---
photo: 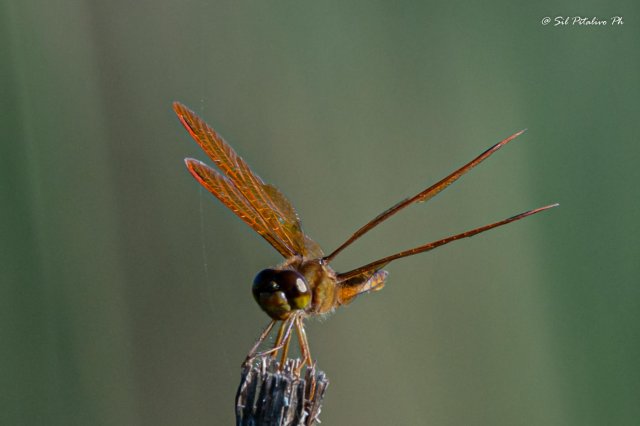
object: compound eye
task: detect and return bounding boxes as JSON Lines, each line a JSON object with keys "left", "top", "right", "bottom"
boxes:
{"left": 252, "top": 269, "right": 311, "bottom": 320}
{"left": 252, "top": 269, "right": 279, "bottom": 301}
{"left": 277, "top": 270, "right": 311, "bottom": 310}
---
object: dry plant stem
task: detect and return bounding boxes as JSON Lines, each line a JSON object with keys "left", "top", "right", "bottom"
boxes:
{"left": 236, "top": 357, "right": 329, "bottom": 426}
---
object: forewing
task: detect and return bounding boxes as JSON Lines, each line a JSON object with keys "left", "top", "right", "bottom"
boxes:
{"left": 175, "top": 102, "right": 319, "bottom": 257}
{"left": 185, "top": 159, "right": 294, "bottom": 258}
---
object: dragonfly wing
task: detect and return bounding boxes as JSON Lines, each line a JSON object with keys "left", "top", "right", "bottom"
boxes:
{"left": 185, "top": 159, "right": 294, "bottom": 258}
{"left": 175, "top": 102, "right": 321, "bottom": 258}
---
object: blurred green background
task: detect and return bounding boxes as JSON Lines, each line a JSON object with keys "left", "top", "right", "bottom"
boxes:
{"left": 2, "top": 1, "right": 639, "bottom": 425}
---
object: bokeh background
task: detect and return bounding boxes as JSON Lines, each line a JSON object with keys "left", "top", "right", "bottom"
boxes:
{"left": 2, "top": 1, "right": 639, "bottom": 425}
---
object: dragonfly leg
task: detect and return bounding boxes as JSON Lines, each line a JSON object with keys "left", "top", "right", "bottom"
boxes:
{"left": 294, "top": 314, "right": 313, "bottom": 375}
{"left": 244, "top": 319, "right": 276, "bottom": 364}
{"left": 244, "top": 317, "right": 296, "bottom": 365}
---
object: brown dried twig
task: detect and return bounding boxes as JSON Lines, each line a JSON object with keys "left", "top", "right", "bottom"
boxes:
{"left": 235, "top": 357, "right": 329, "bottom": 426}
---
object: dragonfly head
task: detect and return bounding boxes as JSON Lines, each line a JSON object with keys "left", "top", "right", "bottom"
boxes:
{"left": 252, "top": 269, "right": 311, "bottom": 320}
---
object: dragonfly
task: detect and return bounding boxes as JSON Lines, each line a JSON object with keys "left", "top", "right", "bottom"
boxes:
{"left": 174, "top": 102, "right": 557, "bottom": 371}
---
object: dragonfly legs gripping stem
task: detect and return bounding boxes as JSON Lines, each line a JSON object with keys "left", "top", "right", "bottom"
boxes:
{"left": 243, "top": 312, "right": 313, "bottom": 376}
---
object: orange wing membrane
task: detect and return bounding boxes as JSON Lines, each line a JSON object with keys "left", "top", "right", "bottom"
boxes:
{"left": 185, "top": 159, "right": 293, "bottom": 257}
{"left": 324, "top": 130, "right": 527, "bottom": 262}
{"left": 174, "top": 102, "right": 319, "bottom": 258}
{"left": 337, "top": 203, "right": 558, "bottom": 282}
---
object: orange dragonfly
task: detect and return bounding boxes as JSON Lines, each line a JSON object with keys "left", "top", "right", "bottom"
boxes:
{"left": 174, "top": 102, "right": 557, "bottom": 371}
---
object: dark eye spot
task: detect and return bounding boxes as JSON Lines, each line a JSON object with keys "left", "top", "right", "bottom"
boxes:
{"left": 252, "top": 269, "right": 311, "bottom": 319}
